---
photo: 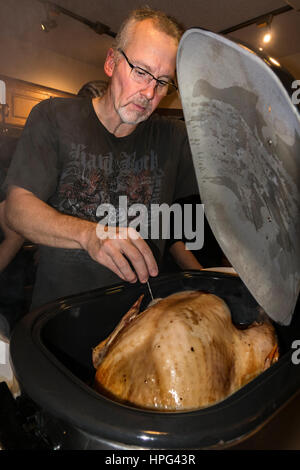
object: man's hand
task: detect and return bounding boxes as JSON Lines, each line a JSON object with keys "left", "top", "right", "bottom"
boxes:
{"left": 83, "top": 224, "right": 158, "bottom": 283}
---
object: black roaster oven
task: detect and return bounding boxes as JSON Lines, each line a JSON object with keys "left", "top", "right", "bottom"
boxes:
{"left": 7, "top": 272, "right": 300, "bottom": 450}
{"left": 4, "top": 28, "right": 300, "bottom": 450}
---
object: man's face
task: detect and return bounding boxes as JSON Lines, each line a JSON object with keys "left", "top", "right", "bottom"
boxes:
{"left": 106, "top": 20, "right": 178, "bottom": 125}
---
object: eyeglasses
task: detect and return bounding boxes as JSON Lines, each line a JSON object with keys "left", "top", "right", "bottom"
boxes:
{"left": 118, "top": 49, "right": 178, "bottom": 95}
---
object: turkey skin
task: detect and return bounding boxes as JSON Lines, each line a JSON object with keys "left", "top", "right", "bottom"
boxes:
{"left": 93, "top": 291, "right": 279, "bottom": 411}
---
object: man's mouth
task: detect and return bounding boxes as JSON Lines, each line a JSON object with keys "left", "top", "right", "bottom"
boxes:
{"left": 130, "top": 100, "right": 149, "bottom": 112}
{"left": 132, "top": 103, "right": 146, "bottom": 111}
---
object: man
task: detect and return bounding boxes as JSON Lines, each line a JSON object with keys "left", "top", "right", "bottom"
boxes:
{"left": 4, "top": 8, "right": 202, "bottom": 308}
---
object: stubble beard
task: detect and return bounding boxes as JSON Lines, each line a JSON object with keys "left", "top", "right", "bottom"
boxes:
{"left": 117, "top": 97, "right": 153, "bottom": 125}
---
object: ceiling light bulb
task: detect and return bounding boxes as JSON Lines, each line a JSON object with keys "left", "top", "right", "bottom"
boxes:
{"left": 263, "top": 32, "right": 272, "bottom": 43}
{"left": 269, "top": 57, "right": 280, "bottom": 67}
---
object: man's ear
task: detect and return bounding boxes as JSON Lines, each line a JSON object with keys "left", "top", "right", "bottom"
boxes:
{"left": 104, "top": 48, "right": 116, "bottom": 78}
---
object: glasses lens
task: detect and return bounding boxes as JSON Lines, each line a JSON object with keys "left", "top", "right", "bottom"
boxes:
{"left": 131, "top": 67, "right": 152, "bottom": 85}
{"left": 129, "top": 62, "right": 177, "bottom": 96}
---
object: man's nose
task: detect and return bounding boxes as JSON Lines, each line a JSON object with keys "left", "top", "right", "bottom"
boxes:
{"left": 140, "top": 79, "right": 157, "bottom": 100}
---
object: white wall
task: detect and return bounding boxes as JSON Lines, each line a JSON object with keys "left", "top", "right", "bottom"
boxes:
{"left": 0, "top": 34, "right": 106, "bottom": 95}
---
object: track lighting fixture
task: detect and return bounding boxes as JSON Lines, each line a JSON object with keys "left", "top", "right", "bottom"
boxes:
{"left": 38, "top": 0, "right": 116, "bottom": 37}
{"left": 41, "top": 18, "right": 57, "bottom": 32}
{"left": 40, "top": 1, "right": 59, "bottom": 32}
{"left": 220, "top": 5, "right": 292, "bottom": 35}
{"left": 256, "top": 14, "right": 273, "bottom": 46}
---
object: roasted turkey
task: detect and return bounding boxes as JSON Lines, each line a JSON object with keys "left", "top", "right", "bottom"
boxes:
{"left": 93, "top": 291, "right": 279, "bottom": 411}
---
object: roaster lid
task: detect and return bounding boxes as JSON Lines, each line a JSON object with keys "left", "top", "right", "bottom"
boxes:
{"left": 177, "top": 28, "right": 300, "bottom": 325}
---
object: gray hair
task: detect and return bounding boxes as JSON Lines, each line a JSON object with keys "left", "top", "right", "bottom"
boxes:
{"left": 113, "top": 7, "right": 184, "bottom": 54}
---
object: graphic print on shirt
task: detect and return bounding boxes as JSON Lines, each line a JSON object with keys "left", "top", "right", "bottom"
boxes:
{"left": 54, "top": 142, "right": 165, "bottom": 226}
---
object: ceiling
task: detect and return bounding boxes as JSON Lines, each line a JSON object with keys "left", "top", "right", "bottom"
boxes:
{"left": 1, "top": 0, "right": 300, "bottom": 83}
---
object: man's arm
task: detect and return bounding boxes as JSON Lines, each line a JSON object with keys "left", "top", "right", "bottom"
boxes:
{"left": 169, "top": 241, "right": 203, "bottom": 270}
{"left": 5, "top": 186, "right": 158, "bottom": 283}
{"left": 0, "top": 200, "right": 24, "bottom": 272}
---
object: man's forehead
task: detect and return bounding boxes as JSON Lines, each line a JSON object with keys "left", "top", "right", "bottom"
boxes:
{"left": 125, "top": 21, "right": 178, "bottom": 75}
{"left": 126, "top": 20, "right": 178, "bottom": 52}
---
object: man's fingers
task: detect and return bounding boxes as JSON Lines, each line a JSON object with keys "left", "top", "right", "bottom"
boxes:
{"left": 101, "top": 240, "right": 145, "bottom": 283}
{"left": 109, "top": 248, "right": 139, "bottom": 283}
{"left": 101, "top": 237, "right": 154, "bottom": 283}
{"left": 99, "top": 250, "right": 128, "bottom": 282}
{"left": 92, "top": 225, "right": 159, "bottom": 283}
{"left": 128, "top": 231, "right": 158, "bottom": 278}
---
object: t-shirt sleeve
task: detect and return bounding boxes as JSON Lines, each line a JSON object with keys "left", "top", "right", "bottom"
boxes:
{"left": 172, "top": 125, "right": 199, "bottom": 202}
{"left": 3, "top": 99, "right": 59, "bottom": 201}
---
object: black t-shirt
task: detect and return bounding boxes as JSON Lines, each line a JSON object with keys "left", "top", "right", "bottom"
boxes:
{"left": 4, "top": 97, "right": 198, "bottom": 308}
